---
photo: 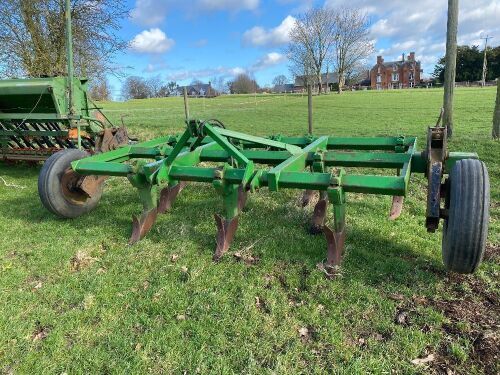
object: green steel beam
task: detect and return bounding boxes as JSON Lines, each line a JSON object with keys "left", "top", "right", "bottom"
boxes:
{"left": 203, "top": 125, "right": 250, "bottom": 166}
{"left": 214, "top": 128, "right": 303, "bottom": 154}
{"left": 268, "top": 136, "right": 328, "bottom": 191}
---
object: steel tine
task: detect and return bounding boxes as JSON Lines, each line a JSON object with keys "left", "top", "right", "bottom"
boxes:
{"left": 158, "top": 181, "right": 187, "bottom": 214}
{"left": 213, "top": 214, "right": 239, "bottom": 261}
{"left": 389, "top": 196, "right": 404, "bottom": 220}
{"left": 129, "top": 208, "right": 158, "bottom": 245}
{"left": 324, "top": 226, "right": 346, "bottom": 267}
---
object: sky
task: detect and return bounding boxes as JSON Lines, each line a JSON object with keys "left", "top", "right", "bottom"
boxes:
{"left": 109, "top": 0, "right": 500, "bottom": 98}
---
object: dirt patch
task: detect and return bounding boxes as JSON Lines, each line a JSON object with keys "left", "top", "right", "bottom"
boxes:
{"left": 483, "top": 243, "right": 499, "bottom": 262}
{"left": 70, "top": 250, "right": 97, "bottom": 272}
{"left": 428, "top": 273, "right": 499, "bottom": 374}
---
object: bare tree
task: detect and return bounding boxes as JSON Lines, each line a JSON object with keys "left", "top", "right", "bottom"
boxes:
{"left": 89, "top": 79, "right": 112, "bottom": 101}
{"left": 288, "top": 41, "right": 317, "bottom": 91}
{"left": 121, "top": 76, "right": 151, "bottom": 100}
{"left": 229, "top": 74, "right": 259, "bottom": 94}
{"left": 0, "top": 0, "right": 128, "bottom": 79}
{"left": 272, "top": 75, "right": 288, "bottom": 87}
{"left": 332, "top": 8, "right": 373, "bottom": 93}
{"left": 211, "top": 76, "right": 227, "bottom": 94}
{"left": 288, "top": 8, "right": 336, "bottom": 94}
{"left": 146, "top": 75, "right": 164, "bottom": 98}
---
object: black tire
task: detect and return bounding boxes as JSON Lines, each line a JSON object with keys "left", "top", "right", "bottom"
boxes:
{"left": 442, "top": 159, "right": 490, "bottom": 273}
{"left": 38, "top": 149, "right": 103, "bottom": 218}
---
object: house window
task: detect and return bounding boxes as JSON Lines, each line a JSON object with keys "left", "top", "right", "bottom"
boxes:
{"left": 376, "top": 74, "right": 381, "bottom": 83}
{"left": 410, "top": 81, "right": 414, "bottom": 88}
{"left": 392, "top": 73, "right": 399, "bottom": 81}
{"left": 393, "top": 65, "right": 397, "bottom": 71}
{"left": 376, "top": 83, "right": 381, "bottom": 90}
{"left": 409, "top": 72, "right": 414, "bottom": 81}
{"left": 377, "top": 67, "right": 381, "bottom": 73}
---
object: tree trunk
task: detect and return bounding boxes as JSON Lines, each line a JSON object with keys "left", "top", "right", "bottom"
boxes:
{"left": 493, "top": 78, "right": 500, "bottom": 139}
{"left": 317, "top": 72, "right": 322, "bottom": 95}
{"left": 443, "top": 0, "right": 459, "bottom": 138}
{"left": 337, "top": 72, "right": 345, "bottom": 94}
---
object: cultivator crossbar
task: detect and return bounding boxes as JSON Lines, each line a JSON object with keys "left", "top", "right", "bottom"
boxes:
{"left": 40, "top": 119, "right": 489, "bottom": 273}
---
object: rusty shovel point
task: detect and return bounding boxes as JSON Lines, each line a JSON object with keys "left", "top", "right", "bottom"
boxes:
{"left": 300, "top": 189, "right": 316, "bottom": 207}
{"left": 323, "top": 226, "right": 345, "bottom": 267}
{"left": 309, "top": 198, "right": 328, "bottom": 235}
{"left": 158, "top": 181, "right": 187, "bottom": 214}
{"left": 213, "top": 214, "right": 239, "bottom": 262}
{"left": 389, "top": 196, "right": 404, "bottom": 220}
{"left": 129, "top": 208, "right": 158, "bottom": 245}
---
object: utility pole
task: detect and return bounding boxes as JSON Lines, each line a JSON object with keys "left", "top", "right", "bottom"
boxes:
{"left": 493, "top": 78, "right": 500, "bottom": 139}
{"left": 481, "top": 34, "right": 493, "bottom": 87}
{"left": 443, "top": 0, "right": 459, "bottom": 138}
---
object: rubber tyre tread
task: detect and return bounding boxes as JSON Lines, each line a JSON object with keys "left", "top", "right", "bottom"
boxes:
{"left": 38, "top": 149, "right": 103, "bottom": 218}
{"left": 442, "top": 159, "right": 490, "bottom": 273}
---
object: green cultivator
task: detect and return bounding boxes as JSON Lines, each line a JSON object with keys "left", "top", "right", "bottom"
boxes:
{"left": 38, "top": 119, "right": 490, "bottom": 274}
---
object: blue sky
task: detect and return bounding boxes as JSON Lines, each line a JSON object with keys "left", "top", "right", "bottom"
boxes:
{"left": 110, "top": 0, "right": 500, "bottom": 98}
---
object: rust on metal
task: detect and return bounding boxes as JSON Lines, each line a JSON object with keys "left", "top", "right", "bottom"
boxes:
{"left": 300, "top": 189, "right": 316, "bottom": 207}
{"left": 95, "top": 127, "right": 129, "bottom": 153}
{"left": 158, "top": 181, "right": 187, "bottom": 214}
{"left": 129, "top": 208, "right": 158, "bottom": 245}
{"left": 78, "top": 175, "right": 106, "bottom": 198}
{"left": 309, "top": 198, "right": 328, "bottom": 234}
{"left": 61, "top": 168, "right": 105, "bottom": 203}
{"left": 323, "top": 226, "right": 345, "bottom": 267}
{"left": 213, "top": 214, "right": 239, "bottom": 261}
{"left": 238, "top": 185, "right": 248, "bottom": 211}
{"left": 389, "top": 196, "right": 404, "bottom": 220}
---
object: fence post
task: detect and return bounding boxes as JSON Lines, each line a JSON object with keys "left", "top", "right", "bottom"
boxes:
{"left": 493, "top": 78, "right": 500, "bottom": 139}
{"left": 183, "top": 87, "right": 190, "bottom": 121}
{"left": 443, "top": 0, "right": 459, "bottom": 138}
{"left": 307, "top": 84, "right": 313, "bottom": 135}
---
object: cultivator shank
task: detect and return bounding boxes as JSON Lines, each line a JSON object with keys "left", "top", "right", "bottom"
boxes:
{"left": 57, "top": 118, "right": 487, "bottom": 272}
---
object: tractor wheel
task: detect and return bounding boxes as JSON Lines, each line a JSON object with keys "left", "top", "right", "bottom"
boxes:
{"left": 38, "top": 149, "right": 103, "bottom": 218}
{"left": 442, "top": 159, "right": 490, "bottom": 274}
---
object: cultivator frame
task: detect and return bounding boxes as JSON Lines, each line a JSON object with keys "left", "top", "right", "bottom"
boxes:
{"left": 61, "top": 119, "right": 483, "bottom": 269}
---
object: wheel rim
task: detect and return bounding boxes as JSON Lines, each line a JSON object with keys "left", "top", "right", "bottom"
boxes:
{"left": 60, "top": 168, "right": 89, "bottom": 205}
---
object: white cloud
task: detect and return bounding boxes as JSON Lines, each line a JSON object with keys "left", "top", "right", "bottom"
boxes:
{"left": 198, "top": 0, "right": 259, "bottom": 11}
{"left": 324, "top": 0, "right": 500, "bottom": 76}
{"left": 131, "top": 0, "right": 169, "bottom": 26}
{"left": 250, "top": 52, "right": 287, "bottom": 71}
{"left": 131, "top": 0, "right": 260, "bottom": 26}
{"left": 242, "top": 15, "right": 296, "bottom": 47}
{"left": 130, "top": 28, "right": 175, "bottom": 54}
{"left": 165, "top": 52, "right": 286, "bottom": 81}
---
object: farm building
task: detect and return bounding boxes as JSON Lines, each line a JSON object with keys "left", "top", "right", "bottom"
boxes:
{"left": 177, "top": 82, "right": 218, "bottom": 97}
{"left": 370, "top": 52, "right": 423, "bottom": 90}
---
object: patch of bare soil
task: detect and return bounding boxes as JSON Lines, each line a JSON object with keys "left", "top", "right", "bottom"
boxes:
{"left": 429, "top": 273, "right": 499, "bottom": 375}
{"left": 483, "top": 243, "right": 499, "bottom": 262}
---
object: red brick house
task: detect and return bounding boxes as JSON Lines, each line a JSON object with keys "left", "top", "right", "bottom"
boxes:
{"left": 370, "top": 52, "right": 423, "bottom": 90}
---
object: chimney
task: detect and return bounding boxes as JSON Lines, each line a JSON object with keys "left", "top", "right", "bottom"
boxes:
{"left": 409, "top": 52, "right": 415, "bottom": 61}
{"left": 377, "top": 55, "right": 384, "bottom": 65}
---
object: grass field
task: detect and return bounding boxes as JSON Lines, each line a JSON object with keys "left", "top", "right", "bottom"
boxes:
{"left": 0, "top": 88, "right": 498, "bottom": 374}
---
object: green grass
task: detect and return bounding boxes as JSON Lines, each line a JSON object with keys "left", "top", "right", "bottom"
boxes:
{"left": 0, "top": 88, "right": 498, "bottom": 374}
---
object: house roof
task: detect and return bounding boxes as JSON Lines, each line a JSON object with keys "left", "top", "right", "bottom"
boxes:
{"left": 273, "top": 83, "right": 294, "bottom": 92}
{"left": 178, "top": 83, "right": 215, "bottom": 95}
